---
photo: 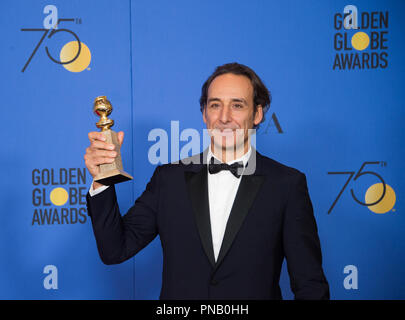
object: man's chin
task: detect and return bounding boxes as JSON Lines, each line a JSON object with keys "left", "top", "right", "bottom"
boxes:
{"left": 212, "top": 141, "right": 246, "bottom": 152}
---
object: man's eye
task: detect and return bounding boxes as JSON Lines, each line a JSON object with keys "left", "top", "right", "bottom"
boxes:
{"left": 233, "top": 104, "right": 243, "bottom": 109}
{"left": 210, "top": 104, "right": 219, "bottom": 108}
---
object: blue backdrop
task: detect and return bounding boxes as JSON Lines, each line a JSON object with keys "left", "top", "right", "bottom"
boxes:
{"left": 0, "top": 0, "right": 404, "bottom": 299}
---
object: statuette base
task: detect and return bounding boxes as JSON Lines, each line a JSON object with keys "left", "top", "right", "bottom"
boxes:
{"left": 93, "top": 129, "right": 133, "bottom": 185}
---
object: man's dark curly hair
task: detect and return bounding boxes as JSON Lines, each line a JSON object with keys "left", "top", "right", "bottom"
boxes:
{"left": 199, "top": 62, "right": 271, "bottom": 129}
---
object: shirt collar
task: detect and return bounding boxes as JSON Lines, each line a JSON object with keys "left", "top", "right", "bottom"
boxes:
{"left": 207, "top": 145, "right": 252, "bottom": 167}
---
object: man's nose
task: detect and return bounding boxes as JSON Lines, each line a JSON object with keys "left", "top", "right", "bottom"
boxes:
{"left": 219, "top": 105, "right": 231, "bottom": 123}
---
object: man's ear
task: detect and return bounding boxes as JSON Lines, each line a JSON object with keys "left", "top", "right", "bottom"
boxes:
{"left": 253, "top": 105, "right": 263, "bottom": 125}
{"left": 202, "top": 106, "right": 207, "bottom": 124}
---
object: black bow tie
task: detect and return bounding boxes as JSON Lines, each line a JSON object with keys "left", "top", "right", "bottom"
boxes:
{"left": 208, "top": 157, "right": 244, "bottom": 178}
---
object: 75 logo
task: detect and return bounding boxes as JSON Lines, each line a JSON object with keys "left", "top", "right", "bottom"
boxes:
{"left": 327, "top": 161, "right": 392, "bottom": 214}
{"left": 20, "top": 5, "right": 88, "bottom": 73}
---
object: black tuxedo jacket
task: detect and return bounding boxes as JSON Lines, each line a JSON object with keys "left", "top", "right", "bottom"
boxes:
{"left": 86, "top": 149, "right": 329, "bottom": 300}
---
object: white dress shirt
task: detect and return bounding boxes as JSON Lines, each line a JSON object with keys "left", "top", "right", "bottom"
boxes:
{"left": 207, "top": 146, "right": 251, "bottom": 261}
{"left": 89, "top": 146, "right": 252, "bottom": 263}
{"left": 89, "top": 181, "right": 109, "bottom": 197}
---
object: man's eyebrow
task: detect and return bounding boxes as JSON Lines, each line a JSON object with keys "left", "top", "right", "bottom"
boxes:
{"left": 207, "top": 97, "right": 248, "bottom": 104}
{"left": 231, "top": 98, "right": 248, "bottom": 104}
{"left": 207, "top": 97, "right": 221, "bottom": 103}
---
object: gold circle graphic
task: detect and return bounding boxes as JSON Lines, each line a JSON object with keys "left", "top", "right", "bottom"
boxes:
{"left": 365, "top": 183, "right": 396, "bottom": 214}
{"left": 351, "top": 32, "right": 370, "bottom": 51}
{"left": 60, "top": 41, "right": 91, "bottom": 72}
{"left": 50, "top": 187, "right": 69, "bottom": 206}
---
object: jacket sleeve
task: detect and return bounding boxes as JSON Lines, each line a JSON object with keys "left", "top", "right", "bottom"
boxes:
{"left": 86, "top": 166, "right": 161, "bottom": 265}
{"left": 283, "top": 172, "right": 330, "bottom": 300}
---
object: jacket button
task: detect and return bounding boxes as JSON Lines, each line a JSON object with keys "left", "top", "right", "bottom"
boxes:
{"left": 210, "top": 279, "right": 219, "bottom": 286}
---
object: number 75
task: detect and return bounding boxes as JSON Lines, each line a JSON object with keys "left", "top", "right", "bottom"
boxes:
{"left": 327, "top": 161, "right": 386, "bottom": 214}
{"left": 21, "top": 18, "right": 81, "bottom": 72}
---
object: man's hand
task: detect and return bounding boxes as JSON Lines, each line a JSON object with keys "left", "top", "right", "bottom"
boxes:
{"left": 84, "top": 131, "right": 124, "bottom": 190}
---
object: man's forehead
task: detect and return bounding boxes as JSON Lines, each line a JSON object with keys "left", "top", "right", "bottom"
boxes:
{"left": 207, "top": 73, "right": 253, "bottom": 99}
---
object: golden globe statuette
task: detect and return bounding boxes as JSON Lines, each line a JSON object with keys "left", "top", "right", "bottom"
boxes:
{"left": 93, "top": 96, "right": 133, "bottom": 185}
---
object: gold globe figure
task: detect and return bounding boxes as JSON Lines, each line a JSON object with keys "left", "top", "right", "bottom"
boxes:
{"left": 93, "top": 96, "right": 114, "bottom": 131}
{"left": 92, "top": 96, "right": 133, "bottom": 185}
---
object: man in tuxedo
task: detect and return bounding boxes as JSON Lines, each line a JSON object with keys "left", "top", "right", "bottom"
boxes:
{"left": 84, "top": 62, "right": 330, "bottom": 300}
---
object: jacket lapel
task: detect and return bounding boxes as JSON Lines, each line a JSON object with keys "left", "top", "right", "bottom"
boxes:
{"left": 184, "top": 150, "right": 265, "bottom": 269}
{"left": 214, "top": 173, "right": 265, "bottom": 269}
{"left": 184, "top": 152, "right": 216, "bottom": 267}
